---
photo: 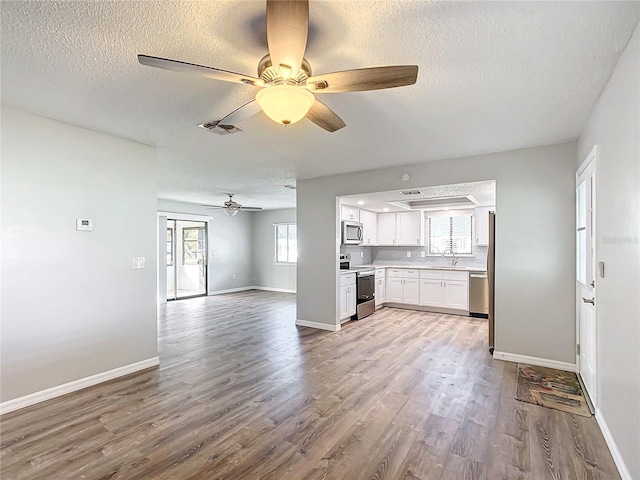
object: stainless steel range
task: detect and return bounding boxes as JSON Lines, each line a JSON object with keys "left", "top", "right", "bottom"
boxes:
{"left": 339, "top": 254, "right": 375, "bottom": 320}
{"left": 353, "top": 267, "right": 376, "bottom": 320}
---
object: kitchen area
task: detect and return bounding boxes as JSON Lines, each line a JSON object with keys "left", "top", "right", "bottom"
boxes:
{"left": 337, "top": 181, "right": 496, "bottom": 349}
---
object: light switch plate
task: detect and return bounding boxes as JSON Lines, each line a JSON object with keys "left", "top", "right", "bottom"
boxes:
{"left": 406, "top": 251, "right": 411, "bottom": 258}
{"left": 420, "top": 251, "right": 426, "bottom": 258}
{"left": 360, "top": 251, "right": 364, "bottom": 258}
{"left": 132, "top": 257, "right": 145, "bottom": 269}
{"left": 76, "top": 218, "right": 93, "bottom": 231}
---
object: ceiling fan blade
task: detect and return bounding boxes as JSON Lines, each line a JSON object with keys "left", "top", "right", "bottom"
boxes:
{"left": 306, "top": 65, "right": 418, "bottom": 93}
{"left": 266, "top": 0, "right": 309, "bottom": 74}
{"left": 219, "top": 100, "right": 263, "bottom": 125}
{"left": 239, "top": 207, "right": 263, "bottom": 211}
{"left": 138, "top": 55, "right": 263, "bottom": 86}
{"left": 306, "top": 100, "right": 346, "bottom": 132}
{"left": 201, "top": 205, "right": 224, "bottom": 209}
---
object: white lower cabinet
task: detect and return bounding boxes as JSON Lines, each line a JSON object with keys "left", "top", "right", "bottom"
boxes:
{"left": 403, "top": 278, "right": 419, "bottom": 305}
{"left": 375, "top": 269, "right": 386, "bottom": 307}
{"left": 443, "top": 280, "right": 468, "bottom": 310}
{"left": 340, "top": 273, "right": 357, "bottom": 321}
{"left": 386, "top": 269, "right": 419, "bottom": 305}
{"left": 419, "top": 279, "right": 443, "bottom": 307}
{"left": 419, "top": 270, "right": 469, "bottom": 310}
{"left": 387, "top": 277, "right": 404, "bottom": 303}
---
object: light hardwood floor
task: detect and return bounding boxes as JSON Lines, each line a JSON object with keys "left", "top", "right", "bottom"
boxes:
{"left": 1, "top": 290, "right": 620, "bottom": 479}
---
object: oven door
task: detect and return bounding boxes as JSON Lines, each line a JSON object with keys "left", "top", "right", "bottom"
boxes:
{"left": 357, "top": 274, "right": 375, "bottom": 301}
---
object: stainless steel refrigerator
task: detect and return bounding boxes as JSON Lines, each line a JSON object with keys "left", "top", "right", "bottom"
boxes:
{"left": 488, "top": 211, "right": 496, "bottom": 354}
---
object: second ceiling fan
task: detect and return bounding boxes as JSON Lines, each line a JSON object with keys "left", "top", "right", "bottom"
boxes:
{"left": 138, "top": 0, "right": 418, "bottom": 133}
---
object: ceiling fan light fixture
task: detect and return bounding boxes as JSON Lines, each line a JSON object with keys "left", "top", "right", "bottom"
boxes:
{"left": 256, "top": 85, "right": 315, "bottom": 126}
{"left": 223, "top": 207, "right": 239, "bottom": 217}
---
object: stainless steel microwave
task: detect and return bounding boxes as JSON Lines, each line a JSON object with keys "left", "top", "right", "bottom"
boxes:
{"left": 342, "top": 220, "right": 363, "bottom": 245}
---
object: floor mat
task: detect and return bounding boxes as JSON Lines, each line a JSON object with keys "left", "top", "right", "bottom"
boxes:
{"left": 515, "top": 363, "right": 592, "bottom": 417}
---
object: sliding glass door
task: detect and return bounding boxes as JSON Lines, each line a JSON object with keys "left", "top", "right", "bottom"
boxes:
{"left": 166, "top": 219, "right": 207, "bottom": 300}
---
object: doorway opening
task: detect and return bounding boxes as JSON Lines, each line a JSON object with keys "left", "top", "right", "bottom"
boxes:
{"left": 166, "top": 219, "right": 208, "bottom": 300}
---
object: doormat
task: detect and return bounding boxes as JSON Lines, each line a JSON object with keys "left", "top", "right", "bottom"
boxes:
{"left": 515, "top": 364, "right": 592, "bottom": 417}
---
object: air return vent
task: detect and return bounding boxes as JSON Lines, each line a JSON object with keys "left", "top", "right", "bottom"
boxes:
{"left": 399, "top": 190, "right": 422, "bottom": 196}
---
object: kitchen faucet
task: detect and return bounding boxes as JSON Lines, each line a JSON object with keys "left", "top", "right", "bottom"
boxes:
{"left": 441, "top": 248, "right": 459, "bottom": 267}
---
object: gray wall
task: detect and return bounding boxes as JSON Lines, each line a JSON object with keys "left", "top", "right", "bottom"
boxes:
{"left": 157, "top": 200, "right": 253, "bottom": 295}
{"left": 577, "top": 23, "right": 639, "bottom": 479}
{"left": 251, "top": 208, "right": 297, "bottom": 292}
{"left": 1, "top": 107, "right": 158, "bottom": 402}
{"left": 298, "top": 142, "right": 577, "bottom": 364}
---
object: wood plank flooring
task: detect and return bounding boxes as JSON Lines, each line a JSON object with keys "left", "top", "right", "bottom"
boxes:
{"left": 1, "top": 290, "right": 620, "bottom": 479}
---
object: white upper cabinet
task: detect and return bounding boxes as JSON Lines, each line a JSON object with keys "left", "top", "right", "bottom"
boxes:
{"left": 377, "top": 212, "right": 396, "bottom": 245}
{"left": 360, "top": 210, "right": 378, "bottom": 245}
{"left": 376, "top": 211, "right": 424, "bottom": 246}
{"left": 341, "top": 205, "right": 360, "bottom": 222}
{"left": 474, "top": 206, "right": 493, "bottom": 246}
{"left": 395, "top": 211, "right": 424, "bottom": 246}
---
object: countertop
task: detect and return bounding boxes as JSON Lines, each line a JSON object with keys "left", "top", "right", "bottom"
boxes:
{"left": 339, "top": 269, "right": 359, "bottom": 274}
{"left": 354, "top": 264, "right": 487, "bottom": 273}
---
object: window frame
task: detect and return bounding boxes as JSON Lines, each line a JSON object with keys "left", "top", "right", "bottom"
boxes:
{"left": 427, "top": 212, "right": 473, "bottom": 255}
{"left": 274, "top": 223, "right": 297, "bottom": 264}
{"left": 167, "top": 227, "right": 174, "bottom": 266}
{"left": 182, "top": 226, "right": 205, "bottom": 266}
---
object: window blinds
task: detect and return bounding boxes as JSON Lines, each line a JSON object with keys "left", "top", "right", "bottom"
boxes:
{"left": 428, "top": 215, "right": 473, "bottom": 254}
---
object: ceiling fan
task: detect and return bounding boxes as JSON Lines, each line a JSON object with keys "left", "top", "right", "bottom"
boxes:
{"left": 138, "top": 0, "right": 418, "bottom": 133}
{"left": 202, "top": 194, "right": 263, "bottom": 216}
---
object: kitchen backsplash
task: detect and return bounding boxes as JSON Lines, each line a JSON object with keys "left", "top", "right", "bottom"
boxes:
{"left": 341, "top": 245, "right": 488, "bottom": 269}
{"left": 340, "top": 245, "right": 373, "bottom": 266}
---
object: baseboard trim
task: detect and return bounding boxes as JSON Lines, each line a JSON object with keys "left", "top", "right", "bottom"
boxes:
{"left": 208, "top": 286, "right": 253, "bottom": 296}
{"left": 492, "top": 351, "right": 576, "bottom": 372}
{"left": 295, "top": 319, "right": 341, "bottom": 332}
{"left": 0, "top": 357, "right": 160, "bottom": 416}
{"left": 251, "top": 286, "right": 297, "bottom": 294}
{"left": 596, "top": 408, "right": 632, "bottom": 480}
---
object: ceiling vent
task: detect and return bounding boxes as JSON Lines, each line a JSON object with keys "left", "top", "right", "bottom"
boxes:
{"left": 399, "top": 190, "right": 422, "bottom": 196}
{"left": 198, "top": 121, "right": 243, "bottom": 135}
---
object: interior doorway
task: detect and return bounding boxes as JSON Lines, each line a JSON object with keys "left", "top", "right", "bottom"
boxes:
{"left": 166, "top": 219, "right": 208, "bottom": 300}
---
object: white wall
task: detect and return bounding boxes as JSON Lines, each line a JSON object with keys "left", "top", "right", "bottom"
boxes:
{"left": 251, "top": 208, "right": 296, "bottom": 292}
{"left": 577, "top": 23, "right": 639, "bottom": 480}
{"left": 157, "top": 200, "right": 253, "bottom": 295}
{"left": 298, "top": 142, "right": 577, "bottom": 363}
{"left": 1, "top": 106, "right": 158, "bottom": 403}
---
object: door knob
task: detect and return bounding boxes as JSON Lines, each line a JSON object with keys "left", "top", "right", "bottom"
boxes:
{"left": 582, "top": 297, "right": 595, "bottom": 305}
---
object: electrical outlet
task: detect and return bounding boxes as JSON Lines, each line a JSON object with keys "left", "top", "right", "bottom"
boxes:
{"left": 232, "top": 274, "right": 236, "bottom": 280}
{"left": 420, "top": 251, "right": 426, "bottom": 258}
{"left": 406, "top": 251, "right": 411, "bottom": 258}
{"left": 360, "top": 251, "right": 364, "bottom": 258}
{"left": 132, "top": 257, "right": 145, "bottom": 269}
{"left": 212, "top": 251, "right": 217, "bottom": 256}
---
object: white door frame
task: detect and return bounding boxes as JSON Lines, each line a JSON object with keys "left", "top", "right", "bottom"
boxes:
{"left": 576, "top": 145, "right": 598, "bottom": 408}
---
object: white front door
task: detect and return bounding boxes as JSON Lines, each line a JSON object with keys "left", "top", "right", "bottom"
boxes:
{"left": 576, "top": 147, "right": 597, "bottom": 406}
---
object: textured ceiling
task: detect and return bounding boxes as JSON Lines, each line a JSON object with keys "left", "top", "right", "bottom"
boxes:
{"left": 340, "top": 180, "right": 496, "bottom": 212}
{"left": 2, "top": 1, "right": 638, "bottom": 209}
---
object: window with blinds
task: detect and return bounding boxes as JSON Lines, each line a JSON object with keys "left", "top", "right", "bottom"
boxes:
{"left": 428, "top": 214, "right": 473, "bottom": 254}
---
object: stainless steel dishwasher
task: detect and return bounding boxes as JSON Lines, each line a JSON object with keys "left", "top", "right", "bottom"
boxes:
{"left": 469, "top": 272, "right": 489, "bottom": 317}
